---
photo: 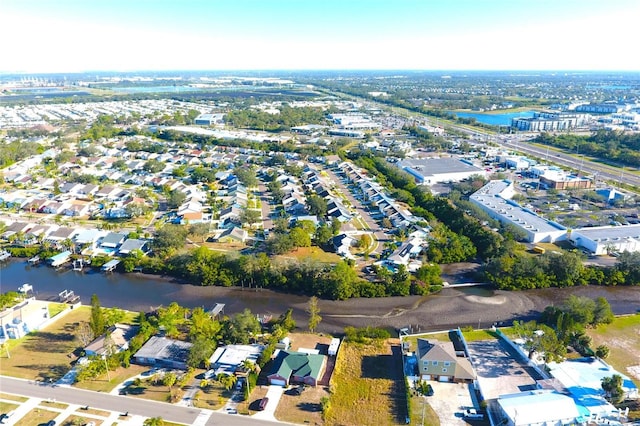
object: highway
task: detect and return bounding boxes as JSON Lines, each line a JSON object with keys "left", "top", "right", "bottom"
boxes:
{"left": 498, "top": 136, "right": 640, "bottom": 189}
{"left": 0, "top": 376, "right": 282, "bottom": 426}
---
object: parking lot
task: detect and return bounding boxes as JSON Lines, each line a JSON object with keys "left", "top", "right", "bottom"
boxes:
{"left": 466, "top": 339, "right": 541, "bottom": 400}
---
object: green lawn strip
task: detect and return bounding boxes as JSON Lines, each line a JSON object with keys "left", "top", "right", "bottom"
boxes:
{"left": 76, "top": 407, "right": 110, "bottom": 417}
{"left": 15, "top": 407, "right": 58, "bottom": 426}
{"left": 0, "top": 393, "right": 28, "bottom": 402}
{"left": 39, "top": 400, "right": 69, "bottom": 409}
{"left": 0, "top": 401, "right": 19, "bottom": 413}
{"left": 461, "top": 329, "right": 499, "bottom": 342}
{"left": 402, "top": 332, "right": 450, "bottom": 353}
{"left": 48, "top": 302, "right": 68, "bottom": 318}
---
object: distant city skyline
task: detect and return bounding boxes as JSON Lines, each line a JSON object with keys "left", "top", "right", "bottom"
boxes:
{"left": 2, "top": 0, "right": 640, "bottom": 74}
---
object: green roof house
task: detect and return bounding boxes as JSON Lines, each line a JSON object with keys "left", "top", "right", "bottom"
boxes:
{"left": 267, "top": 351, "right": 326, "bottom": 387}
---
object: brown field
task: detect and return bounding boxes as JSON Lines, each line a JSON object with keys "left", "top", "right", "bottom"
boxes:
{"left": 0, "top": 307, "right": 90, "bottom": 380}
{"left": 61, "top": 414, "right": 103, "bottom": 425}
{"left": 0, "top": 393, "right": 28, "bottom": 402}
{"left": 323, "top": 339, "right": 407, "bottom": 426}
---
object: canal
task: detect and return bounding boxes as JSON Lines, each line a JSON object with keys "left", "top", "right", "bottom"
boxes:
{"left": 1, "top": 260, "right": 638, "bottom": 334}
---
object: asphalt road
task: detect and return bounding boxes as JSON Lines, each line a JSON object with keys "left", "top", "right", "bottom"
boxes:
{"left": 500, "top": 137, "right": 640, "bottom": 189}
{"left": 0, "top": 376, "right": 281, "bottom": 426}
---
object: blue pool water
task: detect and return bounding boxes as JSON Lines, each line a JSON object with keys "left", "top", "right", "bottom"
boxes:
{"left": 452, "top": 110, "right": 536, "bottom": 126}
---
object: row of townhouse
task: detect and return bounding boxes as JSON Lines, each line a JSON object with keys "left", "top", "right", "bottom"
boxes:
{"left": 338, "top": 161, "right": 420, "bottom": 229}
{"left": 0, "top": 220, "right": 150, "bottom": 256}
{"left": 302, "top": 167, "right": 353, "bottom": 223}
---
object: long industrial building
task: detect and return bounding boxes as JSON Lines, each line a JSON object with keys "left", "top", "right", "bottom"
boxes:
{"left": 398, "top": 157, "right": 485, "bottom": 185}
{"left": 470, "top": 180, "right": 567, "bottom": 243}
{"left": 569, "top": 224, "right": 640, "bottom": 255}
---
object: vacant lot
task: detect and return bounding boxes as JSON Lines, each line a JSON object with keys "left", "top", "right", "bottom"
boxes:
{"left": 14, "top": 407, "right": 57, "bottom": 426}
{"left": 588, "top": 313, "right": 640, "bottom": 387}
{"left": 0, "top": 306, "right": 90, "bottom": 380}
{"left": 324, "top": 339, "right": 407, "bottom": 426}
{"left": 276, "top": 246, "right": 342, "bottom": 264}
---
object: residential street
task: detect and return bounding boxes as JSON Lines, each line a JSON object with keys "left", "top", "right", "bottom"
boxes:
{"left": 0, "top": 376, "right": 283, "bottom": 426}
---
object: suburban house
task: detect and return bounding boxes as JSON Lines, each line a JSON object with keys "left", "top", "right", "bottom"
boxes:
{"left": 133, "top": 336, "right": 193, "bottom": 370}
{"left": 84, "top": 323, "right": 139, "bottom": 356}
{"left": 208, "top": 344, "right": 264, "bottom": 377}
{"left": 217, "top": 226, "right": 248, "bottom": 243}
{"left": 117, "top": 238, "right": 151, "bottom": 256}
{"left": 267, "top": 351, "right": 326, "bottom": 387}
{"left": 415, "top": 338, "right": 475, "bottom": 382}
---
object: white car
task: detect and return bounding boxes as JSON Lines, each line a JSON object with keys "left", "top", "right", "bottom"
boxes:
{"left": 463, "top": 409, "right": 484, "bottom": 420}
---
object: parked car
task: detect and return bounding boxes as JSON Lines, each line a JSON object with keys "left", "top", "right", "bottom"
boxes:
{"left": 425, "top": 384, "right": 434, "bottom": 397}
{"left": 258, "top": 397, "right": 269, "bottom": 411}
{"left": 463, "top": 408, "right": 484, "bottom": 420}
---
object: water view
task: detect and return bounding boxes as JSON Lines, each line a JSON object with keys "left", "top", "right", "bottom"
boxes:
{"left": 452, "top": 110, "right": 536, "bottom": 126}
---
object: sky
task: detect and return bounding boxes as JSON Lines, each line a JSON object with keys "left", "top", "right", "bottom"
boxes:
{"left": 2, "top": 0, "right": 640, "bottom": 73}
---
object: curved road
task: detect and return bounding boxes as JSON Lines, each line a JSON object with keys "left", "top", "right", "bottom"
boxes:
{"left": 0, "top": 376, "right": 282, "bottom": 426}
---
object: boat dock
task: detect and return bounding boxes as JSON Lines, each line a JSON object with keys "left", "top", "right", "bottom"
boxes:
{"left": 101, "top": 259, "right": 120, "bottom": 272}
{"left": 72, "top": 258, "right": 85, "bottom": 271}
{"left": 48, "top": 251, "right": 72, "bottom": 268}
{"left": 28, "top": 255, "right": 40, "bottom": 265}
{"left": 0, "top": 250, "right": 11, "bottom": 261}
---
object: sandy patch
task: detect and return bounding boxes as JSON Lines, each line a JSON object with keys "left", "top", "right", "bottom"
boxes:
{"left": 627, "top": 365, "right": 640, "bottom": 381}
{"left": 464, "top": 294, "right": 508, "bottom": 305}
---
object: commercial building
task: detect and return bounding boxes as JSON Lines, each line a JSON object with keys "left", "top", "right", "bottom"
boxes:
{"left": 511, "top": 111, "right": 590, "bottom": 131}
{"left": 398, "top": 157, "right": 485, "bottom": 185}
{"left": 575, "top": 103, "right": 624, "bottom": 114}
{"left": 470, "top": 180, "right": 567, "bottom": 243}
{"left": 569, "top": 224, "right": 640, "bottom": 255}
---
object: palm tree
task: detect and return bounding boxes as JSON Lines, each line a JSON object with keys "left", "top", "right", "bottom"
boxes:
{"left": 143, "top": 417, "right": 164, "bottom": 426}
{"left": 217, "top": 373, "right": 237, "bottom": 391}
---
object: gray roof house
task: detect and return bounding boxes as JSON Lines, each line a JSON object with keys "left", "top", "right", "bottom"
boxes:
{"left": 133, "top": 336, "right": 193, "bottom": 370}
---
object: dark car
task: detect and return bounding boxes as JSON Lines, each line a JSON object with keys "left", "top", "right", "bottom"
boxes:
{"left": 46, "top": 421, "right": 56, "bottom": 426}
{"left": 258, "top": 397, "right": 269, "bottom": 411}
{"left": 290, "top": 385, "right": 306, "bottom": 396}
{"left": 425, "top": 384, "right": 434, "bottom": 396}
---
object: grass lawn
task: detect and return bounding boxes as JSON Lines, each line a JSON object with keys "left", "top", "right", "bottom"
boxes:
{"left": 14, "top": 408, "right": 58, "bottom": 426}
{"left": 588, "top": 314, "right": 640, "bottom": 388}
{"left": 192, "top": 385, "right": 228, "bottom": 411}
{"left": 409, "top": 395, "right": 440, "bottom": 426}
{"left": 402, "top": 332, "right": 450, "bottom": 353}
{"left": 48, "top": 302, "right": 68, "bottom": 318}
{"left": 0, "top": 393, "right": 28, "bottom": 402}
{"left": 75, "top": 364, "right": 148, "bottom": 392}
{"left": 39, "top": 400, "right": 68, "bottom": 409}
{"left": 0, "top": 306, "right": 90, "bottom": 380}
{"left": 461, "top": 329, "right": 500, "bottom": 342}
{"left": 122, "top": 377, "right": 183, "bottom": 404}
{"left": 324, "top": 340, "right": 407, "bottom": 426}
{"left": 0, "top": 401, "right": 18, "bottom": 413}
{"left": 276, "top": 246, "right": 342, "bottom": 264}
{"left": 76, "top": 407, "right": 110, "bottom": 417}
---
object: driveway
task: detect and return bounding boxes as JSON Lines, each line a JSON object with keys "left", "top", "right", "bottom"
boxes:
{"left": 424, "top": 381, "right": 474, "bottom": 425}
{"left": 251, "top": 385, "right": 284, "bottom": 422}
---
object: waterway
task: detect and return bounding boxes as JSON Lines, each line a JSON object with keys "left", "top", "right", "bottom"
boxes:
{"left": 451, "top": 110, "right": 536, "bottom": 126}
{"left": 1, "top": 260, "right": 638, "bottom": 334}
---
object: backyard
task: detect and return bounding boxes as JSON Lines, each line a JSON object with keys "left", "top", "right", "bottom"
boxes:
{"left": 0, "top": 306, "right": 90, "bottom": 381}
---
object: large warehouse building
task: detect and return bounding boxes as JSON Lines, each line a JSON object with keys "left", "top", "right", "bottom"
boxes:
{"left": 569, "top": 224, "right": 640, "bottom": 255}
{"left": 470, "top": 180, "right": 567, "bottom": 243}
{"left": 398, "top": 157, "right": 485, "bottom": 185}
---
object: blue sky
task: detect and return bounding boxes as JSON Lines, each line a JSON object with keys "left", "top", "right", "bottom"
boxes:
{"left": 2, "top": 0, "right": 639, "bottom": 72}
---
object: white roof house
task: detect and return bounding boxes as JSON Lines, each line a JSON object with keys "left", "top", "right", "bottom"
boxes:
{"left": 497, "top": 390, "right": 583, "bottom": 426}
{"left": 569, "top": 224, "right": 640, "bottom": 255}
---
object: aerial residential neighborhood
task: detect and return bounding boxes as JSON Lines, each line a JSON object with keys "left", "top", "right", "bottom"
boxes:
{"left": 1, "top": 1, "right": 640, "bottom": 425}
